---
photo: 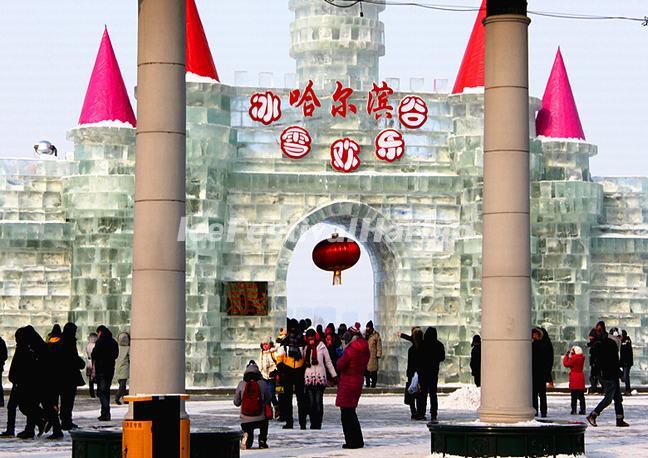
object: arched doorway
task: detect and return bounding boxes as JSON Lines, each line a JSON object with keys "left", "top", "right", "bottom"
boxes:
{"left": 273, "top": 201, "right": 407, "bottom": 384}
{"left": 287, "top": 222, "right": 374, "bottom": 328}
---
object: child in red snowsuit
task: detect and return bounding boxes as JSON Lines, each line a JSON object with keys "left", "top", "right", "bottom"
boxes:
{"left": 563, "top": 346, "right": 586, "bottom": 415}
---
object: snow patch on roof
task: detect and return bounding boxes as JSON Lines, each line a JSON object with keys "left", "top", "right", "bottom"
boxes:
{"left": 186, "top": 72, "right": 220, "bottom": 84}
{"left": 73, "top": 120, "right": 134, "bottom": 129}
{"left": 536, "top": 135, "right": 586, "bottom": 143}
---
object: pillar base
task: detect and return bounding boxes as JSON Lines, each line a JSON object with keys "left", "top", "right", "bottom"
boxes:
{"left": 477, "top": 406, "right": 536, "bottom": 424}
{"left": 428, "top": 420, "right": 586, "bottom": 457}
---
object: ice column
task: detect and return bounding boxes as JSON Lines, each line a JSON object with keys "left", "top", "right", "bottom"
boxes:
{"left": 130, "top": 0, "right": 186, "bottom": 395}
{"left": 479, "top": 0, "right": 536, "bottom": 423}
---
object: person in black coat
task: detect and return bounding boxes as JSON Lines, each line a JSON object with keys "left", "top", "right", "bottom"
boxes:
{"left": 470, "top": 335, "right": 481, "bottom": 387}
{"left": 420, "top": 327, "right": 445, "bottom": 422}
{"left": 91, "top": 325, "right": 119, "bottom": 421}
{"left": 398, "top": 327, "right": 425, "bottom": 419}
{"left": 540, "top": 327, "right": 555, "bottom": 388}
{"left": 2, "top": 328, "right": 35, "bottom": 438}
{"left": 587, "top": 321, "right": 628, "bottom": 427}
{"left": 20, "top": 325, "right": 64, "bottom": 439}
{"left": 587, "top": 328, "right": 601, "bottom": 394}
{"left": 620, "top": 330, "right": 633, "bottom": 394}
{"left": 59, "top": 323, "right": 85, "bottom": 430}
{"left": 531, "top": 327, "right": 551, "bottom": 417}
{"left": 0, "top": 335, "right": 6, "bottom": 408}
{"left": 12, "top": 326, "right": 60, "bottom": 439}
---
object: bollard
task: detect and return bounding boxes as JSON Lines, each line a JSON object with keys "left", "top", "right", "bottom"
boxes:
{"left": 123, "top": 394, "right": 190, "bottom": 458}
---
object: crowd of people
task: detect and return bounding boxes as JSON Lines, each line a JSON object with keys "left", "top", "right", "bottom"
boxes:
{"left": 0, "top": 324, "right": 129, "bottom": 440}
{"left": 233, "top": 319, "right": 380, "bottom": 450}
{"left": 528, "top": 320, "right": 632, "bottom": 427}
{"left": 0, "top": 316, "right": 636, "bottom": 446}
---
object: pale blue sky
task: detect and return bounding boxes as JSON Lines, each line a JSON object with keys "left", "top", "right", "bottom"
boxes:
{"left": 1, "top": 1, "right": 646, "bottom": 326}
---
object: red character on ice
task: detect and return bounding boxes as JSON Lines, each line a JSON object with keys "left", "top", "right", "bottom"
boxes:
{"left": 374, "top": 129, "right": 404, "bottom": 162}
{"left": 249, "top": 91, "right": 281, "bottom": 125}
{"left": 330, "top": 138, "right": 361, "bottom": 173}
{"left": 331, "top": 81, "right": 357, "bottom": 118}
{"left": 280, "top": 126, "right": 312, "bottom": 159}
{"left": 398, "top": 95, "right": 428, "bottom": 129}
{"left": 366, "top": 81, "right": 394, "bottom": 120}
{"left": 290, "top": 80, "right": 321, "bottom": 117}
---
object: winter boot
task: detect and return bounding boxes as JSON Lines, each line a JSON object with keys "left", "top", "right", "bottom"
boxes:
{"left": 48, "top": 431, "right": 64, "bottom": 440}
{"left": 0, "top": 430, "right": 15, "bottom": 438}
{"left": 240, "top": 432, "right": 249, "bottom": 450}
{"left": 586, "top": 413, "right": 597, "bottom": 427}
{"left": 259, "top": 440, "right": 269, "bottom": 449}
{"left": 616, "top": 418, "right": 630, "bottom": 427}
{"left": 16, "top": 430, "right": 34, "bottom": 440}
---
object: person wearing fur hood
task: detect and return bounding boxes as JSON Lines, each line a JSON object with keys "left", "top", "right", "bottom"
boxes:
{"left": 259, "top": 337, "right": 278, "bottom": 418}
{"left": 303, "top": 328, "right": 337, "bottom": 429}
{"left": 563, "top": 345, "right": 586, "bottom": 415}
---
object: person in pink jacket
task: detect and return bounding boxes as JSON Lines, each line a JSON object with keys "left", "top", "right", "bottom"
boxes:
{"left": 563, "top": 345, "right": 586, "bottom": 415}
{"left": 335, "top": 324, "right": 370, "bottom": 449}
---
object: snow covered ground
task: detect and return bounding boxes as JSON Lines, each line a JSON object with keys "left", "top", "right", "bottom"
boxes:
{"left": 0, "top": 388, "right": 646, "bottom": 457}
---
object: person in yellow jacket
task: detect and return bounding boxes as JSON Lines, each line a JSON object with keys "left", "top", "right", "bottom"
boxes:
{"left": 274, "top": 319, "right": 306, "bottom": 429}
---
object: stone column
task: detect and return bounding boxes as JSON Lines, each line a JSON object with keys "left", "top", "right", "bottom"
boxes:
{"left": 131, "top": 0, "right": 186, "bottom": 395}
{"left": 478, "top": 0, "right": 535, "bottom": 423}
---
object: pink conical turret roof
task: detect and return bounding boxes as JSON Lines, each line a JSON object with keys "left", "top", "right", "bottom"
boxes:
{"left": 535, "top": 48, "right": 585, "bottom": 140}
{"left": 452, "top": 0, "right": 486, "bottom": 94}
{"left": 186, "top": 0, "right": 220, "bottom": 81}
{"left": 78, "top": 27, "right": 136, "bottom": 127}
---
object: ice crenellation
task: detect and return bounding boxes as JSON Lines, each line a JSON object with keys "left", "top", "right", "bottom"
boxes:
{"left": 0, "top": 0, "right": 646, "bottom": 386}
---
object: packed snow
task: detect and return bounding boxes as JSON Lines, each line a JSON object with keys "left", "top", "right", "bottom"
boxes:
{"left": 74, "top": 120, "right": 134, "bottom": 129}
{"left": 0, "top": 391, "right": 646, "bottom": 457}
{"left": 186, "top": 72, "right": 219, "bottom": 84}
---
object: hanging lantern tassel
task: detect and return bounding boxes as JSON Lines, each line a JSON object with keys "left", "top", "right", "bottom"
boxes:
{"left": 312, "top": 233, "right": 361, "bottom": 287}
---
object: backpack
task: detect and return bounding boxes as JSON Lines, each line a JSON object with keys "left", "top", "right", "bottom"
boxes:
{"left": 241, "top": 380, "right": 263, "bottom": 416}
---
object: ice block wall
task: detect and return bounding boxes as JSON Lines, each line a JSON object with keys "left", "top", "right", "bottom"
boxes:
{"left": 591, "top": 177, "right": 648, "bottom": 384}
{"left": 64, "top": 126, "right": 135, "bottom": 340}
{"left": 0, "top": 159, "right": 73, "bottom": 349}
{"left": 531, "top": 140, "right": 603, "bottom": 377}
{"left": 185, "top": 81, "right": 236, "bottom": 386}
{"left": 214, "top": 79, "right": 470, "bottom": 385}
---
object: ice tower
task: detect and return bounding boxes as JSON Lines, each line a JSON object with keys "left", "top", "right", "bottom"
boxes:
{"left": 289, "top": 0, "right": 385, "bottom": 90}
{"left": 67, "top": 27, "right": 136, "bottom": 336}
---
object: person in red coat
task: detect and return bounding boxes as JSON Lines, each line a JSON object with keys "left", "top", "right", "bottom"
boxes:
{"left": 563, "top": 345, "right": 586, "bottom": 415}
{"left": 335, "top": 324, "right": 370, "bottom": 449}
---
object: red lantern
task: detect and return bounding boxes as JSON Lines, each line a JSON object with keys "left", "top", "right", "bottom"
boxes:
{"left": 312, "top": 233, "right": 361, "bottom": 285}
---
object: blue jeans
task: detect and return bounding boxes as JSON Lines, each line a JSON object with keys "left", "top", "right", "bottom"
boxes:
{"left": 593, "top": 377, "right": 624, "bottom": 419}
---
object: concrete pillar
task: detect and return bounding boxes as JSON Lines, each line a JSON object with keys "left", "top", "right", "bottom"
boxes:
{"left": 131, "top": 0, "right": 186, "bottom": 395}
{"left": 478, "top": 0, "right": 535, "bottom": 423}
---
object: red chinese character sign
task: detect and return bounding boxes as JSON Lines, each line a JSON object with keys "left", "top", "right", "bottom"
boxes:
{"left": 249, "top": 91, "right": 281, "bottom": 125}
{"left": 330, "top": 138, "right": 361, "bottom": 173}
{"left": 398, "top": 95, "right": 428, "bottom": 129}
{"left": 367, "top": 81, "right": 394, "bottom": 120}
{"left": 331, "top": 81, "right": 357, "bottom": 118}
{"left": 246, "top": 80, "right": 432, "bottom": 171}
{"left": 375, "top": 129, "right": 404, "bottom": 162}
{"left": 280, "top": 126, "right": 312, "bottom": 159}
{"left": 290, "top": 80, "right": 321, "bottom": 117}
